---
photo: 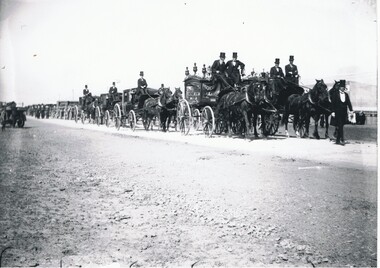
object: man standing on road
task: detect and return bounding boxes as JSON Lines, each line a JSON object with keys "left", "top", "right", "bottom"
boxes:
{"left": 285, "top": 55, "right": 299, "bottom": 85}
{"left": 225, "top": 52, "right": 245, "bottom": 87}
{"left": 331, "top": 79, "right": 354, "bottom": 146}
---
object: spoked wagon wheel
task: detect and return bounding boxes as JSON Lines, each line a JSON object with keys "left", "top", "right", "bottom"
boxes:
{"left": 192, "top": 109, "right": 201, "bottom": 131}
{"left": 261, "top": 113, "right": 280, "bottom": 136}
{"left": 114, "top": 104, "right": 122, "bottom": 130}
{"left": 95, "top": 106, "right": 101, "bottom": 126}
{"left": 177, "top": 100, "right": 191, "bottom": 135}
{"left": 105, "top": 110, "right": 110, "bottom": 127}
{"left": 201, "top": 106, "right": 215, "bottom": 138}
{"left": 68, "top": 107, "right": 72, "bottom": 120}
{"left": 74, "top": 106, "right": 79, "bottom": 123}
{"left": 17, "top": 118, "right": 25, "bottom": 128}
{"left": 128, "top": 110, "right": 137, "bottom": 131}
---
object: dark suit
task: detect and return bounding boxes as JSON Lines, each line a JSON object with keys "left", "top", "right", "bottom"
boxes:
{"left": 211, "top": 59, "right": 226, "bottom": 75}
{"left": 137, "top": 78, "right": 148, "bottom": 109}
{"left": 285, "top": 64, "right": 298, "bottom": 84}
{"left": 331, "top": 90, "right": 353, "bottom": 143}
{"left": 137, "top": 78, "right": 148, "bottom": 95}
{"left": 226, "top": 60, "right": 245, "bottom": 85}
{"left": 270, "top": 66, "right": 284, "bottom": 78}
{"left": 109, "top": 86, "right": 118, "bottom": 104}
{"left": 211, "top": 59, "right": 229, "bottom": 89}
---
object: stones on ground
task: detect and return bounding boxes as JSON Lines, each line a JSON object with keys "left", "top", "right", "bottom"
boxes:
{"left": 278, "top": 254, "right": 288, "bottom": 261}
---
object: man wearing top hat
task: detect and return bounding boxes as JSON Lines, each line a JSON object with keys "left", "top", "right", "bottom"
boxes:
{"left": 109, "top": 82, "right": 118, "bottom": 104}
{"left": 82, "top": 85, "right": 90, "bottom": 110}
{"left": 211, "top": 52, "right": 230, "bottom": 91}
{"left": 83, "top": 85, "right": 90, "bottom": 96}
{"left": 136, "top": 72, "right": 149, "bottom": 109}
{"left": 285, "top": 55, "right": 299, "bottom": 85}
{"left": 226, "top": 52, "right": 245, "bottom": 86}
{"left": 270, "top": 58, "right": 285, "bottom": 78}
{"left": 137, "top": 71, "right": 148, "bottom": 95}
{"left": 330, "top": 79, "right": 353, "bottom": 146}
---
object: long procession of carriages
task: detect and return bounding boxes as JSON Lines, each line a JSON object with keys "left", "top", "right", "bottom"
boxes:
{"left": 39, "top": 66, "right": 291, "bottom": 138}
{"left": 21, "top": 61, "right": 360, "bottom": 137}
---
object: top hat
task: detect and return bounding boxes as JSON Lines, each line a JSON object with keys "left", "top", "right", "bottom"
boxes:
{"left": 232, "top": 52, "right": 238, "bottom": 58}
{"left": 85, "top": 85, "right": 87, "bottom": 88}
{"left": 289, "top": 55, "right": 294, "bottom": 61}
{"left": 339, "top": 79, "right": 346, "bottom": 88}
{"left": 274, "top": 58, "right": 280, "bottom": 64}
{"left": 220, "top": 52, "right": 226, "bottom": 58}
{"left": 112, "top": 82, "right": 115, "bottom": 85}
{"left": 161, "top": 84, "right": 164, "bottom": 87}
{"left": 140, "top": 71, "right": 144, "bottom": 76}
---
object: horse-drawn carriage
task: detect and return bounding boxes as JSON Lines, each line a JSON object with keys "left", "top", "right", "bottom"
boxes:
{"left": 101, "top": 92, "right": 122, "bottom": 127}
{"left": 177, "top": 75, "right": 218, "bottom": 137}
{"left": 55, "top": 101, "right": 76, "bottom": 119}
{"left": 177, "top": 66, "right": 308, "bottom": 138}
{"left": 1, "top": 102, "right": 27, "bottom": 129}
{"left": 114, "top": 87, "right": 160, "bottom": 131}
{"left": 74, "top": 95, "right": 98, "bottom": 124}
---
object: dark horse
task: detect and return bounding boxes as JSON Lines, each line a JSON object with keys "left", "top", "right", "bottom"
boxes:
{"left": 143, "top": 87, "right": 180, "bottom": 132}
{"left": 282, "top": 79, "right": 329, "bottom": 138}
{"left": 215, "top": 78, "right": 267, "bottom": 138}
{"left": 159, "top": 87, "right": 182, "bottom": 132}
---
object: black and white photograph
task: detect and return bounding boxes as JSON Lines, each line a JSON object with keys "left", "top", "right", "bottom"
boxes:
{"left": 0, "top": 0, "right": 377, "bottom": 267}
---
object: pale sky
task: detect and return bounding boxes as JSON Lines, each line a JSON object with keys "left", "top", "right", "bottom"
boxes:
{"left": 0, "top": 0, "right": 377, "bottom": 105}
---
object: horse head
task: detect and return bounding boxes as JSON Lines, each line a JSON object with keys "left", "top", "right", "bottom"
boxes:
{"left": 310, "top": 79, "right": 328, "bottom": 104}
{"left": 173, "top": 87, "right": 183, "bottom": 101}
{"left": 159, "top": 88, "right": 173, "bottom": 107}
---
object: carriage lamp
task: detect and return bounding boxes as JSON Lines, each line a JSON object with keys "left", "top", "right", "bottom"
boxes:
{"left": 185, "top": 67, "right": 190, "bottom": 76}
{"left": 193, "top": 63, "right": 197, "bottom": 75}
{"left": 202, "top": 64, "right": 206, "bottom": 78}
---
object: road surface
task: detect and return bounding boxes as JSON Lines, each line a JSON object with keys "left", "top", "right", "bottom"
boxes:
{"left": 0, "top": 118, "right": 377, "bottom": 267}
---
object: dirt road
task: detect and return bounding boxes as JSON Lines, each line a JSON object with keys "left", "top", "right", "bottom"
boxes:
{"left": 0, "top": 118, "right": 377, "bottom": 267}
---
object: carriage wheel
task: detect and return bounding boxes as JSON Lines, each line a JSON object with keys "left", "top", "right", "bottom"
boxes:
{"left": 95, "top": 106, "right": 101, "bottom": 126}
{"left": 17, "top": 118, "right": 25, "bottom": 128}
{"left": 74, "top": 106, "right": 79, "bottom": 123}
{"left": 114, "top": 104, "right": 121, "bottom": 130}
{"left": 261, "top": 113, "right": 280, "bottom": 136}
{"left": 128, "top": 110, "right": 137, "bottom": 131}
{"left": 192, "top": 109, "right": 201, "bottom": 131}
{"left": 68, "top": 107, "right": 72, "bottom": 120}
{"left": 105, "top": 110, "right": 110, "bottom": 127}
{"left": 201, "top": 106, "right": 215, "bottom": 138}
{"left": 177, "top": 100, "right": 191, "bottom": 135}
